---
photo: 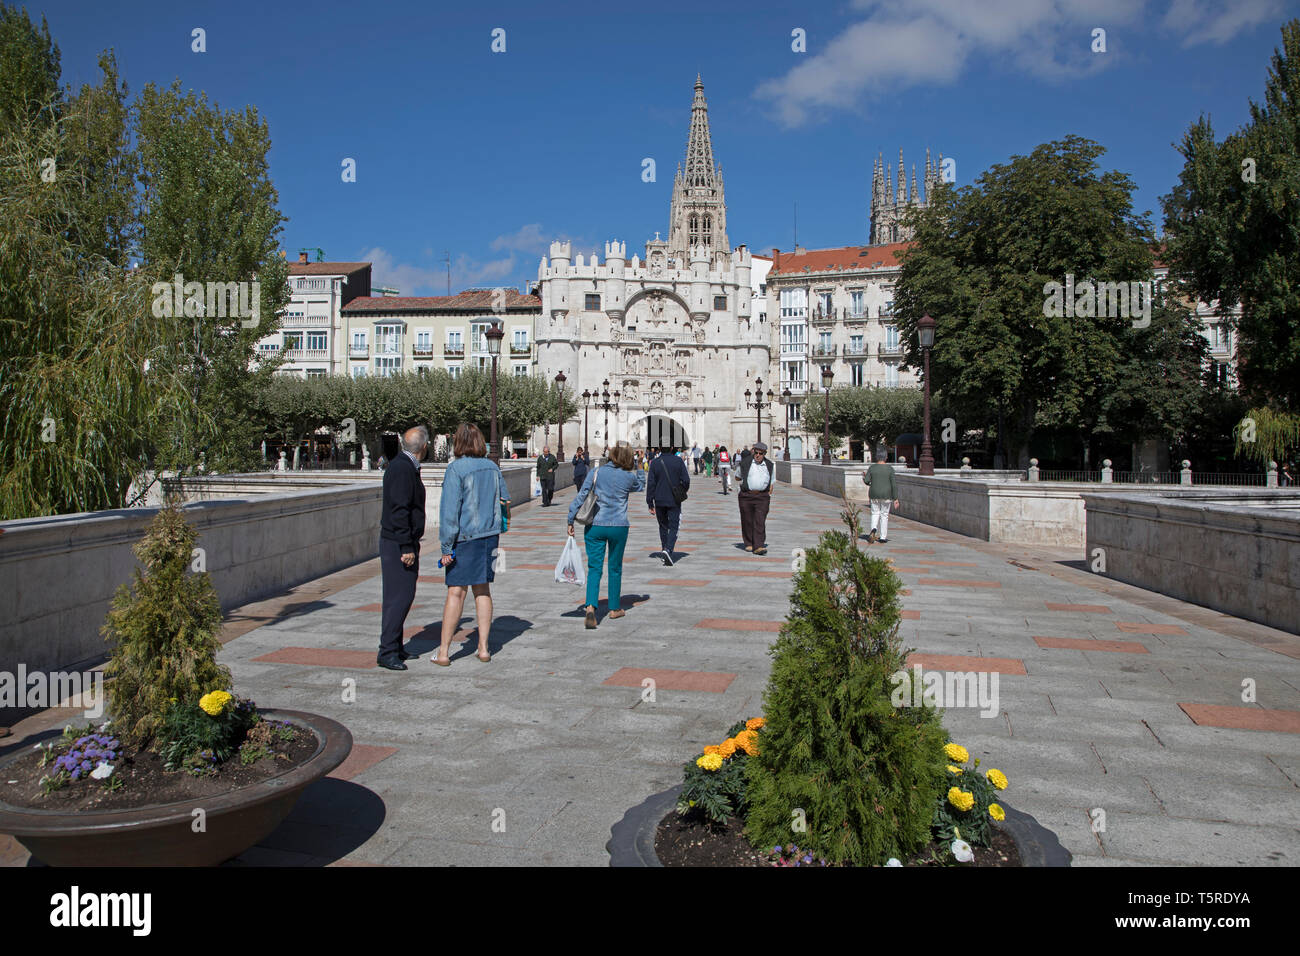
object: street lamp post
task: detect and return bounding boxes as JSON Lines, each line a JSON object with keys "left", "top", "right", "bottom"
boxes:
{"left": 596, "top": 378, "right": 620, "bottom": 455}
{"left": 582, "top": 389, "right": 591, "bottom": 451}
{"left": 486, "top": 320, "right": 505, "bottom": 462}
{"left": 918, "top": 313, "right": 936, "bottom": 476}
{"left": 554, "top": 370, "right": 566, "bottom": 461}
{"left": 820, "top": 365, "right": 834, "bottom": 464}
{"left": 743, "top": 376, "right": 776, "bottom": 446}
{"left": 781, "top": 388, "right": 792, "bottom": 460}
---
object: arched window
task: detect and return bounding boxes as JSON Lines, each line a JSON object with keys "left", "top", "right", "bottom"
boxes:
{"left": 703, "top": 215, "right": 712, "bottom": 246}
{"left": 689, "top": 214, "right": 699, "bottom": 245}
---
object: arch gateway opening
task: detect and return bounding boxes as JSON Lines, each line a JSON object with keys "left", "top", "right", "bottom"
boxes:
{"left": 628, "top": 415, "right": 689, "bottom": 451}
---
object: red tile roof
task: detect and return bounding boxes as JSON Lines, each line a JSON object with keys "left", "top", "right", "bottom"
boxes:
{"left": 288, "top": 262, "right": 371, "bottom": 277}
{"left": 769, "top": 242, "right": 912, "bottom": 277}
{"left": 343, "top": 290, "right": 541, "bottom": 314}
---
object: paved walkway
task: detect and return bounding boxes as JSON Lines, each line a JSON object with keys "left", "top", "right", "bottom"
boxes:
{"left": 3, "top": 477, "right": 1297, "bottom": 866}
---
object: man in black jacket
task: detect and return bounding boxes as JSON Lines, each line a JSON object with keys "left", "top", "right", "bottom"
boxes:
{"left": 536, "top": 445, "right": 558, "bottom": 507}
{"left": 377, "top": 426, "right": 428, "bottom": 670}
{"left": 737, "top": 441, "right": 775, "bottom": 554}
{"left": 647, "top": 444, "right": 691, "bottom": 566}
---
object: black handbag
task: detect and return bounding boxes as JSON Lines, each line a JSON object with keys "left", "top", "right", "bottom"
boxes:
{"left": 657, "top": 456, "right": 688, "bottom": 504}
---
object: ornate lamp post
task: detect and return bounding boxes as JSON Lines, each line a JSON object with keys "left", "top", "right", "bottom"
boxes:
{"left": 820, "top": 365, "right": 834, "bottom": 464}
{"left": 486, "top": 319, "right": 505, "bottom": 462}
{"left": 781, "top": 388, "right": 792, "bottom": 460}
{"left": 582, "top": 389, "right": 591, "bottom": 451}
{"left": 596, "top": 378, "right": 620, "bottom": 455}
{"left": 743, "top": 376, "right": 776, "bottom": 446}
{"left": 554, "top": 370, "right": 566, "bottom": 461}
{"left": 918, "top": 313, "right": 936, "bottom": 476}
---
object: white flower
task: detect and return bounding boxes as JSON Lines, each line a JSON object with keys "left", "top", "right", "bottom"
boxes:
{"left": 90, "top": 762, "right": 114, "bottom": 780}
{"left": 885, "top": 858, "right": 903, "bottom": 867}
{"left": 951, "top": 839, "right": 974, "bottom": 863}
{"left": 98, "top": 721, "right": 111, "bottom": 731}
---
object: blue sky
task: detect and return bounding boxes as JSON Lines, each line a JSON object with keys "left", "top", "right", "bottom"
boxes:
{"left": 32, "top": 0, "right": 1300, "bottom": 293}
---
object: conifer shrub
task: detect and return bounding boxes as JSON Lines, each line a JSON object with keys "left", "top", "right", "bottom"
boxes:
{"left": 744, "top": 500, "right": 948, "bottom": 865}
{"left": 101, "top": 501, "right": 230, "bottom": 745}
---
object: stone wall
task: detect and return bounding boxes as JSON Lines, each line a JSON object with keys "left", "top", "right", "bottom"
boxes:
{"left": 1083, "top": 490, "right": 1300, "bottom": 634}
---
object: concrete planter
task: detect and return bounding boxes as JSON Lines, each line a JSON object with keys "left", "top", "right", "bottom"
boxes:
{"left": 607, "top": 783, "right": 1071, "bottom": 867}
{"left": 0, "top": 709, "right": 352, "bottom": 867}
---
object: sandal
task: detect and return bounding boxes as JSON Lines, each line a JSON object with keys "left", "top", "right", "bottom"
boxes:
{"left": 609, "top": 609, "right": 625, "bottom": 619}
{"left": 477, "top": 648, "right": 491, "bottom": 662}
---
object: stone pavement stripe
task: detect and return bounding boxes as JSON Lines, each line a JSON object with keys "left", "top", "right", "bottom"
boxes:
{"left": 916, "top": 561, "right": 979, "bottom": 567}
{"left": 716, "top": 569, "right": 792, "bottom": 578}
{"left": 1046, "top": 602, "right": 1112, "bottom": 613}
{"left": 889, "top": 567, "right": 930, "bottom": 574}
{"left": 355, "top": 602, "right": 424, "bottom": 612}
{"left": 695, "top": 618, "right": 782, "bottom": 632}
{"left": 915, "top": 578, "right": 1003, "bottom": 588}
{"left": 602, "top": 667, "right": 736, "bottom": 693}
{"left": 328, "top": 744, "right": 399, "bottom": 780}
{"left": 516, "top": 564, "right": 559, "bottom": 570}
{"left": 900, "top": 610, "right": 921, "bottom": 619}
{"left": 890, "top": 548, "right": 935, "bottom": 554}
{"left": 905, "top": 653, "right": 1027, "bottom": 675}
{"left": 647, "top": 579, "right": 711, "bottom": 586}
{"left": 1033, "top": 636, "right": 1149, "bottom": 654}
{"left": 1178, "top": 703, "right": 1300, "bottom": 734}
{"left": 219, "top": 557, "right": 381, "bottom": 644}
{"left": 1117, "top": 622, "right": 1188, "bottom": 635}
{"left": 250, "top": 647, "right": 378, "bottom": 669}
{"left": 716, "top": 555, "right": 784, "bottom": 561}
{"left": 404, "top": 624, "right": 474, "bottom": 642}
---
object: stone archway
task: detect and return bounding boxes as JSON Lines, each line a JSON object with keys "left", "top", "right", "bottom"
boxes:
{"left": 628, "top": 414, "right": 690, "bottom": 451}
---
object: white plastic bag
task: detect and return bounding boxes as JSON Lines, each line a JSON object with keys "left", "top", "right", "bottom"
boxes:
{"left": 533, "top": 478, "right": 542, "bottom": 498}
{"left": 554, "top": 536, "right": 585, "bottom": 586}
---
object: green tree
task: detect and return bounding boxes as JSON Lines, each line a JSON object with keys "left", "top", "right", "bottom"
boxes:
{"left": 0, "top": 4, "right": 59, "bottom": 131}
{"left": 802, "top": 386, "right": 927, "bottom": 456}
{"left": 1163, "top": 19, "right": 1300, "bottom": 413}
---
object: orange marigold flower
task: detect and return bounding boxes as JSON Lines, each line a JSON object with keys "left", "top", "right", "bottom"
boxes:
{"left": 734, "top": 730, "right": 760, "bottom": 755}
{"left": 718, "top": 738, "right": 738, "bottom": 758}
{"left": 745, "top": 717, "right": 766, "bottom": 731}
{"left": 702, "top": 745, "right": 721, "bottom": 756}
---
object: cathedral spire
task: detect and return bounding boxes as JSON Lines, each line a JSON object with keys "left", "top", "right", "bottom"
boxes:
{"left": 668, "top": 75, "right": 729, "bottom": 259}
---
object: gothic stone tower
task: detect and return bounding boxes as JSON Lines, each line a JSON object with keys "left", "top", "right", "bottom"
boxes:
{"left": 870, "top": 147, "right": 942, "bottom": 245}
{"left": 667, "top": 74, "right": 729, "bottom": 267}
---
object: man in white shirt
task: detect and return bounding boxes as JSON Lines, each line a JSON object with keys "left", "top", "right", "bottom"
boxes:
{"left": 691, "top": 442, "right": 703, "bottom": 474}
{"left": 736, "top": 441, "right": 775, "bottom": 554}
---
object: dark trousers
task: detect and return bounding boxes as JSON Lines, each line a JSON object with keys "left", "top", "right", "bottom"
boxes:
{"left": 655, "top": 504, "right": 681, "bottom": 553}
{"left": 541, "top": 477, "right": 555, "bottom": 506}
{"left": 378, "top": 536, "right": 419, "bottom": 661}
{"left": 693, "top": 458, "right": 702, "bottom": 474}
{"left": 738, "top": 490, "right": 770, "bottom": 550}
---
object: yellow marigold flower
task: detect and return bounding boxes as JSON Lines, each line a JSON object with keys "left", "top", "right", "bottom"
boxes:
{"left": 702, "top": 745, "right": 721, "bottom": 756}
{"left": 947, "top": 787, "right": 975, "bottom": 813}
{"left": 696, "top": 753, "right": 724, "bottom": 772}
{"left": 947, "top": 764, "right": 963, "bottom": 774}
{"left": 943, "top": 743, "right": 969, "bottom": 763}
{"left": 989, "top": 803, "right": 1006, "bottom": 822}
{"left": 986, "top": 768, "right": 1008, "bottom": 790}
{"left": 718, "top": 738, "right": 738, "bottom": 758}
{"left": 199, "top": 690, "right": 233, "bottom": 716}
{"left": 745, "top": 717, "right": 765, "bottom": 731}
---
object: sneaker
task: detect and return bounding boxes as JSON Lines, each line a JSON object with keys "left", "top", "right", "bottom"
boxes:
{"left": 754, "top": 546, "right": 767, "bottom": 555}
{"left": 662, "top": 551, "right": 674, "bottom": 566}
{"left": 878, "top": 538, "right": 888, "bottom": 543}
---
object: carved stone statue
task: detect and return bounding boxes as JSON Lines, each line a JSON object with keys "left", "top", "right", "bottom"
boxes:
{"left": 675, "top": 351, "right": 690, "bottom": 373}
{"left": 623, "top": 381, "right": 639, "bottom": 404}
{"left": 649, "top": 381, "right": 664, "bottom": 407}
{"left": 650, "top": 343, "right": 665, "bottom": 369}
{"left": 624, "top": 350, "right": 639, "bottom": 373}
{"left": 648, "top": 293, "right": 665, "bottom": 323}
{"left": 676, "top": 382, "right": 690, "bottom": 403}
{"left": 650, "top": 252, "right": 664, "bottom": 277}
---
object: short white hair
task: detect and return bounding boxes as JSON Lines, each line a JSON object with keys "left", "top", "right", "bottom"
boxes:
{"left": 402, "top": 426, "right": 429, "bottom": 453}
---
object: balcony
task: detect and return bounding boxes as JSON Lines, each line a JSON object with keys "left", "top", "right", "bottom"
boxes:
{"left": 779, "top": 342, "right": 807, "bottom": 357}
{"left": 878, "top": 342, "right": 904, "bottom": 358}
{"left": 811, "top": 344, "right": 837, "bottom": 359}
{"left": 843, "top": 343, "right": 870, "bottom": 358}
{"left": 509, "top": 343, "right": 532, "bottom": 356}
{"left": 444, "top": 345, "right": 465, "bottom": 357}
{"left": 412, "top": 346, "right": 434, "bottom": 358}
{"left": 281, "top": 349, "right": 330, "bottom": 362}
{"left": 810, "top": 308, "right": 837, "bottom": 326}
{"left": 843, "top": 309, "right": 868, "bottom": 322}
{"left": 280, "top": 314, "right": 331, "bottom": 328}
{"left": 349, "top": 345, "right": 369, "bottom": 358}
{"left": 780, "top": 381, "right": 808, "bottom": 395}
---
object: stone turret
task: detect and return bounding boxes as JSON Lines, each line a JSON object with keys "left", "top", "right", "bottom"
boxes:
{"left": 548, "top": 240, "right": 571, "bottom": 320}
{"left": 689, "top": 243, "right": 710, "bottom": 321}
{"left": 735, "top": 244, "right": 752, "bottom": 320}
{"left": 605, "top": 240, "right": 626, "bottom": 319}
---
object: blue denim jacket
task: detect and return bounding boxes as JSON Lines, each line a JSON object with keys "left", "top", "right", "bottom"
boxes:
{"left": 567, "top": 465, "right": 645, "bottom": 527}
{"left": 440, "top": 456, "right": 510, "bottom": 555}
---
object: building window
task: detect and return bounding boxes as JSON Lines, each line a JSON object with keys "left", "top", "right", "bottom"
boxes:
{"left": 759, "top": 283, "right": 766, "bottom": 296}
{"left": 703, "top": 214, "right": 712, "bottom": 245}
{"left": 306, "top": 368, "right": 326, "bottom": 378}
{"left": 585, "top": 293, "right": 601, "bottom": 311}
{"left": 258, "top": 342, "right": 279, "bottom": 355}
{"left": 789, "top": 403, "right": 802, "bottom": 424}
{"left": 447, "top": 330, "right": 463, "bottom": 350}
{"left": 850, "top": 291, "right": 864, "bottom": 316}
{"left": 818, "top": 331, "right": 832, "bottom": 352}
{"left": 471, "top": 322, "right": 489, "bottom": 353}
{"left": 351, "top": 330, "right": 367, "bottom": 350}
{"left": 713, "top": 295, "right": 727, "bottom": 311}
{"left": 885, "top": 364, "right": 899, "bottom": 387}
{"left": 882, "top": 299, "right": 895, "bottom": 316}
{"left": 849, "top": 334, "right": 864, "bottom": 354}
{"left": 779, "top": 288, "right": 807, "bottom": 318}
{"left": 375, "top": 356, "right": 402, "bottom": 377}
{"left": 689, "top": 214, "right": 699, "bottom": 246}
{"left": 818, "top": 292, "right": 833, "bottom": 316}
{"left": 351, "top": 364, "right": 367, "bottom": 378}
{"left": 851, "top": 362, "right": 864, "bottom": 387}
{"left": 448, "top": 364, "right": 462, "bottom": 379}
{"left": 513, "top": 364, "right": 528, "bottom": 377}
{"left": 415, "top": 329, "right": 432, "bottom": 351}
{"left": 375, "top": 324, "right": 402, "bottom": 354}
{"left": 885, "top": 325, "right": 899, "bottom": 349}
{"left": 512, "top": 328, "right": 528, "bottom": 349}
{"left": 306, "top": 331, "right": 327, "bottom": 351}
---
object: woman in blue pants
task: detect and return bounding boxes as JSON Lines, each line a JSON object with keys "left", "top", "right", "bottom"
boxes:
{"left": 567, "top": 442, "right": 645, "bottom": 629}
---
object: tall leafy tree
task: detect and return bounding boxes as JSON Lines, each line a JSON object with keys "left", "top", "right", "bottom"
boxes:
{"left": 801, "top": 387, "right": 927, "bottom": 456}
{"left": 0, "top": 4, "right": 59, "bottom": 131}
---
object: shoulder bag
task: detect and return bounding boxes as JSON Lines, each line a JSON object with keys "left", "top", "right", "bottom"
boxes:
{"left": 656, "top": 455, "right": 688, "bottom": 504}
{"left": 573, "top": 465, "right": 601, "bottom": 526}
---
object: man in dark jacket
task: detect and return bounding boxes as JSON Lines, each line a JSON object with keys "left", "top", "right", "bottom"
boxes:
{"left": 378, "top": 425, "right": 428, "bottom": 670}
{"left": 536, "top": 445, "right": 558, "bottom": 506}
{"left": 736, "top": 441, "right": 775, "bottom": 554}
{"left": 647, "top": 444, "right": 691, "bottom": 566}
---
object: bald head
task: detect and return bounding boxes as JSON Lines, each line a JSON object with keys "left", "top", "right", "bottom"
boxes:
{"left": 402, "top": 426, "right": 429, "bottom": 459}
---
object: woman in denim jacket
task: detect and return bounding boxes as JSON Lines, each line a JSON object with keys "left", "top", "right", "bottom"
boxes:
{"left": 567, "top": 442, "right": 645, "bottom": 629}
{"left": 435, "top": 423, "right": 510, "bottom": 665}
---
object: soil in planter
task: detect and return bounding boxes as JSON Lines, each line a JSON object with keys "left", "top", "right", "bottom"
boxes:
{"left": 656, "top": 811, "right": 1022, "bottom": 867}
{"left": 0, "top": 725, "right": 316, "bottom": 812}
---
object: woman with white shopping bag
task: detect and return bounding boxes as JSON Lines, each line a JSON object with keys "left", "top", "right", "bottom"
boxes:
{"left": 566, "top": 442, "right": 645, "bottom": 629}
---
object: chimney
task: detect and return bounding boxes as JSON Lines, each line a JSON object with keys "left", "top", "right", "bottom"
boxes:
{"left": 772, "top": 248, "right": 781, "bottom": 271}
{"left": 298, "top": 252, "right": 309, "bottom": 264}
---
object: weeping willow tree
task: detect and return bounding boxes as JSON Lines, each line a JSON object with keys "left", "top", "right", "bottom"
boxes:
{"left": 1235, "top": 408, "right": 1300, "bottom": 467}
{"left": 0, "top": 87, "right": 199, "bottom": 519}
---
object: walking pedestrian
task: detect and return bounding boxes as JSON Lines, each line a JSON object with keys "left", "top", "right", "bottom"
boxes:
{"left": 572, "top": 445, "right": 591, "bottom": 491}
{"left": 435, "top": 423, "right": 510, "bottom": 666}
{"left": 536, "top": 444, "right": 558, "bottom": 507}
{"left": 691, "top": 442, "right": 703, "bottom": 474}
{"left": 377, "top": 425, "right": 429, "bottom": 670}
{"left": 702, "top": 445, "right": 713, "bottom": 477}
{"left": 862, "top": 449, "right": 900, "bottom": 543}
{"left": 568, "top": 443, "right": 646, "bottom": 629}
{"left": 717, "top": 445, "right": 732, "bottom": 494}
{"left": 737, "top": 441, "right": 774, "bottom": 554}
{"left": 647, "top": 443, "right": 691, "bottom": 566}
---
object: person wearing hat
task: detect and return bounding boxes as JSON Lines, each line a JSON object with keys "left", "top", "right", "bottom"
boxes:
{"left": 736, "top": 441, "right": 775, "bottom": 554}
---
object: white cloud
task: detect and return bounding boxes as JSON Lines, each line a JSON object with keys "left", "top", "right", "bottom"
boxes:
{"left": 758, "top": 0, "right": 1273, "bottom": 127}
{"left": 490, "top": 222, "right": 548, "bottom": 254}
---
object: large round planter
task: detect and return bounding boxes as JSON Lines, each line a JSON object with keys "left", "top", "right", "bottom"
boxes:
{"left": 0, "top": 709, "right": 352, "bottom": 867}
{"left": 607, "top": 784, "right": 1072, "bottom": 867}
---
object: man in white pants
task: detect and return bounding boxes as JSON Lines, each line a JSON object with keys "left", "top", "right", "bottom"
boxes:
{"left": 862, "top": 450, "right": 900, "bottom": 543}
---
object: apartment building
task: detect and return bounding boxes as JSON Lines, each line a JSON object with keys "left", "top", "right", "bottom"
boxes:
{"left": 258, "top": 254, "right": 373, "bottom": 377}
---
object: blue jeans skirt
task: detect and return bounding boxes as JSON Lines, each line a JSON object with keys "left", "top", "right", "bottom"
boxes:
{"left": 445, "top": 534, "right": 499, "bottom": 587}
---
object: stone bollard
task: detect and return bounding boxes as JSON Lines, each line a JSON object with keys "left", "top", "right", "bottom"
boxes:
{"left": 1181, "top": 460, "right": 1192, "bottom": 485}
{"left": 362, "top": 446, "right": 371, "bottom": 472}
{"left": 1027, "top": 458, "right": 1039, "bottom": 482}
{"left": 961, "top": 457, "right": 972, "bottom": 472}
{"left": 1267, "top": 460, "right": 1278, "bottom": 488}
{"left": 277, "top": 450, "right": 286, "bottom": 473}
{"left": 1101, "top": 459, "right": 1113, "bottom": 483}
